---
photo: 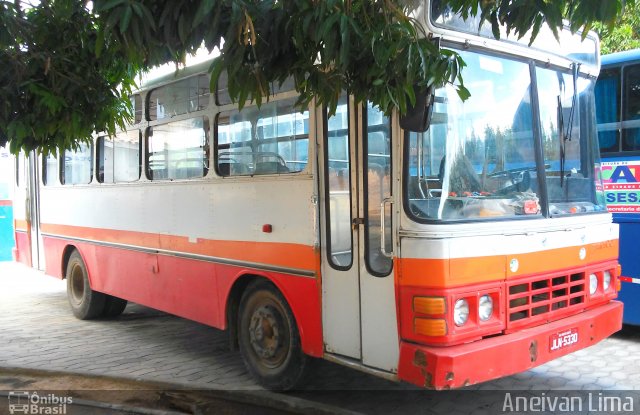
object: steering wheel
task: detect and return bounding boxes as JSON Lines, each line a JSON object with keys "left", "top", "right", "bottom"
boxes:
{"left": 488, "top": 167, "right": 535, "bottom": 195}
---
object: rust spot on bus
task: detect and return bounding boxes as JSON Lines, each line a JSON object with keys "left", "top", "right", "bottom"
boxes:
{"left": 424, "top": 372, "right": 434, "bottom": 389}
{"left": 413, "top": 350, "right": 427, "bottom": 368}
{"left": 529, "top": 340, "right": 538, "bottom": 362}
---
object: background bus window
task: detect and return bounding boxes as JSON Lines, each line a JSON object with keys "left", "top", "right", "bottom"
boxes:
{"left": 42, "top": 153, "right": 59, "bottom": 186}
{"left": 364, "top": 103, "right": 392, "bottom": 276}
{"left": 325, "top": 96, "right": 352, "bottom": 269}
{"left": 146, "top": 117, "right": 209, "bottom": 180}
{"left": 148, "top": 74, "right": 210, "bottom": 121}
{"left": 62, "top": 143, "right": 93, "bottom": 185}
{"left": 623, "top": 64, "right": 640, "bottom": 151}
{"left": 595, "top": 67, "right": 621, "bottom": 153}
{"left": 216, "top": 99, "right": 309, "bottom": 176}
{"left": 97, "top": 131, "right": 141, "bottom": 183}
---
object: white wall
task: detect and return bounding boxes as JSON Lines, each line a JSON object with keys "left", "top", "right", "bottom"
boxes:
{"left": 0, "top": 147, "right": 14, "bottom": 200}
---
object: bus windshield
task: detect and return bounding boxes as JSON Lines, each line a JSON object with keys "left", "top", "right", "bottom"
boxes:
{"left": 536, "top": 66, "right": 606, "bottom": 215}
{"left": 405, "top": 48, "right": 607, "bottom": 222}
{"left": 430, "top": 0, "right": 598, "bottom": 69}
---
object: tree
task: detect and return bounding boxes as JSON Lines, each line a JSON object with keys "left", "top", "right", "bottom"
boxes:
{"left": 593, "top": 2, "right": 640, "bottom": 54}
{"left": 0, "top": 0, "right": 634, "bottom": 154}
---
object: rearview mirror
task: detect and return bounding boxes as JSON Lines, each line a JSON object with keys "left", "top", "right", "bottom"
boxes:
{"left": 399, "top": 86, "right": 434, "bottom": 133}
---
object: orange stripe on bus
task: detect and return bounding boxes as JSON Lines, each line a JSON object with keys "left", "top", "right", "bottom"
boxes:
{"left": 40, "top": 223, "right": 319, "bottom": 272}
{"left": 397, "top": 239, "right": 619, "bottom": 288}
{"left": 14, "top": 219, "right": 29, "bottom": 232}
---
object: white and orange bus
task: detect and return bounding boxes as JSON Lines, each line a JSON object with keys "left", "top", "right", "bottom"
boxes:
{"left": 12, "top": 3, "right": 622, "bottom": 390}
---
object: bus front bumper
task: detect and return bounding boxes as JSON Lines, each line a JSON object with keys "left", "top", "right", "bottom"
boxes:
{"left": 398, "top": 301, "right": 623, "bottom": 390}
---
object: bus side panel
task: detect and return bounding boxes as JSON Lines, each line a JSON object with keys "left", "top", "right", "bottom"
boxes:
{"left": 42, "top": 235, "right": 67, "bottom": 279}
{"left": 43, "top": 234, "right": 323, "bottom": 355}
{"left": 216, "top": 266, "right": 324, "bottom": 358}
{"left": 14, "top": 230, "right": 31, "bottom": 267}
{"left": 42, "top": 236, "right": 100, "bottom": 283}
{"left": 616, "top": 215, "right": 640, "bottom": 325}
{"left": 44, "top": 235, "right": 224, "bottom": 327}
{"left": 93, "top": 244, "right": 221, "bottom": 327}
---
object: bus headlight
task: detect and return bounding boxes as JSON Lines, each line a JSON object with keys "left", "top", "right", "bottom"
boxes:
{"left": 603, "top": 271, "right": 611, "bottom": 290}
{"left": 478, "top": 295, "right": 493, "bottom": 321}
{"left": 589, "top": 273, "right": 598, "bottom": 295}
{"left": 454, "top": 299, "right": 469, "bottom": 326}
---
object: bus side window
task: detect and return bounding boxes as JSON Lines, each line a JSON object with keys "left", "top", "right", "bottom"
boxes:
{"left": 62, "top": 143, "right": 93, "bottom": 185}
{"left": 96, "top": 136, "right": 113, "bottom": 183}
{"left": 215, "top": 98, "right": 309, "bottom": 177}
{"left": 16, "top": 153, "right": 25, "bottom": 188}
{"left": 42, "top": 153, "right": 59, "bottom": 186}
{"left": 98, "top": 131, "right": 140, "bottom": 183}
{"left": 148, "top": 75, "right": 210, "bottom": 121}
{"left": 364, "top": 103, "right": 392, "bottom": 277}
{"left": 595, "top": 67, "right": 621, "bottom": 153}
{"left": 146, "top": 117, "right": 208, "bottom": 181}
{"left": 623, "top": 64, "right": 640, "bottom": 151}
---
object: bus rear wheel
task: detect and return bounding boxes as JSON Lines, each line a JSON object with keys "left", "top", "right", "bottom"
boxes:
{"left": 238, "top": 281, "right": 307, "bottom": 390}
{"left": 66, "top": 250, "right": 106, "bottom": 320}
{"left": 102, "top": 295, "right": 128, "bottom": 318}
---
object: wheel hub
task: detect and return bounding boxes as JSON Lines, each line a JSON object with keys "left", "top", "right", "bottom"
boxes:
{"left": 70, "top": 264, "right": 85, "bottom": 304}
{"left": 249, "top": 305, "right": 282, "bottom": 361}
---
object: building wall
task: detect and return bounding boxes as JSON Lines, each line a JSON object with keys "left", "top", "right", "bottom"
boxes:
{"left": 0, "top": 148, "right": 15, "bottom": 261}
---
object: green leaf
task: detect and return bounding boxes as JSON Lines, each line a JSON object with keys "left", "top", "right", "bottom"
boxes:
{"left": 120, "top": 6, "right": 132, "bottom": 34}
{"left": 194, "top": 0, "right": 216, "bottom": 26}
{"left": 95, "top": 0, "right": 126, "bottom": 13}
{"left": 95, "top": 27, "right": 105, "bottom": 58}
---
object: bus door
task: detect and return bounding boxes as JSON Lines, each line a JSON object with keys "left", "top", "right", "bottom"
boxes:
{"left": 27, "top": 152, "right": 45, "bottom": 270}
{"left": 319, "top": 98, "right": 400, "bottom": 372}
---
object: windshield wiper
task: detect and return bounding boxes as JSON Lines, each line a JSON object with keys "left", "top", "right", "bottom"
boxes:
{"left": 559, "top": 63, "right": 580, "bottom": 188}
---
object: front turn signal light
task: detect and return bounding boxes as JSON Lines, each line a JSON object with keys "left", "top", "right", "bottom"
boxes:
{"left": 414, "top": 296, "right": 446, "bottom": 315}
{"left": 414, "top": 318, "right": 447, "bottom": 336}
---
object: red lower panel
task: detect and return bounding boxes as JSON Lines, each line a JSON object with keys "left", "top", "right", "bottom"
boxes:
{"left": 398, "top": 300, "right": 623, "bottom": 389}
{"left": 14, "top": 231, "right": 31, "bottom": 267}
{"left": 41, "top": 236, "right": 323, "bottom": 357}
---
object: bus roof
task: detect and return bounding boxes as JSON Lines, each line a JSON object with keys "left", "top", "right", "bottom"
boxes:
{"left": 139, "top": 59, "right": 214, "bottom": 92}
{"left": 601, "top": 49, "right": 640, "bottom": 67}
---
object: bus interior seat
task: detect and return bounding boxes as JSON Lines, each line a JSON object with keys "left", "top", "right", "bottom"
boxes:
{"left": 254, "top": 161, "right": 290, "bottom": 175}
{"left": 218, "top": 162, "right": 251, "bottom": 176}
{"left": 217, "top": 162, "right": 231, "bottom": 176}
{"left": 439, "top": 155, "right": 482, "bottom": 194}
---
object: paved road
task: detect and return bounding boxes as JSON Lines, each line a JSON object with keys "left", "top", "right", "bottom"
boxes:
{"left": 1, "top": 261, "right": 640, "bottom": 414}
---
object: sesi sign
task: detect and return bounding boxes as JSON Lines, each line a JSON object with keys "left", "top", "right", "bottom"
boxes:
{"left": 602, "top": 161, "right": 640, "bottom": 213}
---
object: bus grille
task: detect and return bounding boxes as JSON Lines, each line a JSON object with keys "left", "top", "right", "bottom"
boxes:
{"left": 507, "top": 271, "right": 586, "bottom": 331}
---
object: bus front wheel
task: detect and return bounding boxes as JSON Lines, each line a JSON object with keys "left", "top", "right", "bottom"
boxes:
{"left": 238, "top": 281, "right": 307, "bottom": 390}
{"left": 66, "top": 250, "right": 106, "bottom": 320}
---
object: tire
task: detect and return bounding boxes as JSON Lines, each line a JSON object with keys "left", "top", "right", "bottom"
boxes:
{"left": 102, "top": 295, "right": 128, "bottom": 318}
{"left": 238, "top": 281, "right": 307, "bottom": 390}
{"left": 66, "top": 250, "right": 106, "bottom": 320}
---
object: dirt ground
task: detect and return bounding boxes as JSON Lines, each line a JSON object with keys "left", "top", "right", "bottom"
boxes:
{"left": 0, "top": 367, "right": 350, "bottom": 415}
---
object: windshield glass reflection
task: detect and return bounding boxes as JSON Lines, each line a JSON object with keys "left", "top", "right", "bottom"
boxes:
{"left": 536, "top": 68, "right": 607, "bottom": 215}
{"left": 406, "top": 50, "right": 541, "bottom": 221}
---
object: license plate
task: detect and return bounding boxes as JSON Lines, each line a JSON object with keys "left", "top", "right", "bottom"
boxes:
{"left": 549, "top": 327, "right": 579, "bottom": 352}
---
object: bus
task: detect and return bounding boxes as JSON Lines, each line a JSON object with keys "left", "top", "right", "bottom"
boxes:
{"left": 12, "top": 3, "right": 622, "bottom": 390}
{"left": 595, "top": 49, "right": 640, "bottom": 325}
